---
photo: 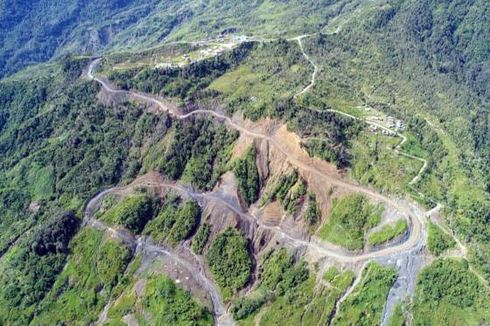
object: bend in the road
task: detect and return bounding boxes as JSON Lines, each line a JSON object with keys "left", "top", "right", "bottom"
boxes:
{"left": 294, "top": 35, "right": 318, "bottom": 98}
{"left": 83, "top": 186, "right": 231, "bottom": 325}
{"left": 87, "top": 59, "right": 426, "bottom": 264}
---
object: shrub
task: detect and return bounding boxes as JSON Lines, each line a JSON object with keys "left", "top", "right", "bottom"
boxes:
{"left": 234, "top": 146, "right": 260, "bottom": 205}
{"left": 427, "top": 222, "right": 456, "bottom": 256}
{"left": 192, "top": 223, "right": 211, "bottom": 254}
{"left": 206, "top": 228, "right": 252, "bottom": 297}
{"left": 102, "top": 195, "right": 155, "bottom": 233}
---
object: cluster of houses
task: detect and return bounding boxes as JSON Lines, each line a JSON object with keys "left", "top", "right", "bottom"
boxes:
{"left": 364, "top": 107, "right": 408, "bottom": 136}
{"left": 381, "top": 128, "right": 396, "bottom": 136}
{"left": 386, "top": 116, "right": 405, "bottom": 131}
{"left": 368, "top": 125, "right": 396, "bottom": 136}
{"left": 367, "top": 115, "right": 405, "bottom": 136}
{"left": 216, "top": 34, "right": 249, "bottom": 43}
{"left": 202, "top": 35, "right": 249, "bottom": 57}
{"left": 199, "top": 47, "right": 227, "bottom": 58}
{"left": 154, "top": 34, "right": 250, "bottom": 70}
{"left": 155, "top": 62, "right": 181, "bottom": 69}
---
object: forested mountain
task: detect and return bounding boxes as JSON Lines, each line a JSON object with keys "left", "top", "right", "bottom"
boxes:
{"left": 0, "top": 0, "right": 159, "bottom": 77}
{"left": 0, "top": 0, "right": 342, "bottom": 78}
{"left": 325, "top": 0, "right": 490, "bottom": 160}
{"left": 0, "top": 1, "right": 489, "bottom": 325}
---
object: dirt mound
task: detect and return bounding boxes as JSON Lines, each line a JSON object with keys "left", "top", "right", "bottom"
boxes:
{"left": 258, "top": 201, "right": 283, "bottom": 227}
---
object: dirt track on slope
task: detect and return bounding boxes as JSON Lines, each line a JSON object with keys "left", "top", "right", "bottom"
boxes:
{"left": 86, "top": 58, "right": 448, "bottom": 325}
{"left": 88, "top": 59, "right": 428, "bottom": 264}
{"left": 83, "top": 175, "right": 233, "bottom": 326}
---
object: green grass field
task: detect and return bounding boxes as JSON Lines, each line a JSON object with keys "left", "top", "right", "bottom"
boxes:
{"left": 413, "top": 258, "right": 490, "bottom": 325}
{"left": 388, "top": 303, "right": 406, "bottom": 326}
{"left": 427, "top": 222, "right": 457, "bottom": 256}
{"left": 317, "top": 194, "right": 383, "bottom": 250}
{"left": 107, "top": 270, "right": 212, "bottom": 325}
{"left": 350, "top": 131, "right": 422, "bottom": 194}
{"left": 333, "top": 262, "right": 397, "bottom": 325}
{"left": 209, "top": 40, "right": 311, "bottom": 120}
{"left": 368, "top": 220, "right": 408, "bottom": 246}
{"left": 240, "top": 266, "right": 354, "bottom": 326}
{"left": 29, "top": 228, "right": 133, "bottom": 325}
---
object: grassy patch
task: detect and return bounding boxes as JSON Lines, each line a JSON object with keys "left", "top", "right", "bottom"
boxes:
{"left": 333, "top": 262, "right": 397, "bottom": 325}
{"left": 144, "top": 197, "right": 201, "bottom": 246}
{"left": 318, "top": 194, "right": 383, "bottom": 250}
{"left": 107, "top": 273, "right": 212, "bottom": 326}
{"left": 301, "top": 268, "right": 355, "bottom": 326}
{"left": 233, "top": 248, "right": 309, "bottom": 323}
{"left": 209, "top": 40, "right": 311, "bottom": 120}
{"left": 401, "top": 132, "right": 429, "bottom": 159}
{"left": 259, "top": 248, "right": 309, "bottom": 295}
{"left": 413, "top": 258, "right": 490, "bottom": 325}
{"left": 368, "top": 219, "right": 408, "bottom": 246}
{"left": 388, "top": 303, "right": 405, "bottom": 326}
{"left": 137, "top": 275, "right": 213, "bottom": 325}
{"left": 427, "top": 222, "right": 456, "bottom": 256}
{"left": 258, "top": 264, "right": 354, "bottom": 325}
{"left": 234, "top": 249, "right": 354, "bottom": 326}
{"left": 258, "top": 276, "right": 316, "bottom": 325}
{"left": 350, "top": 131, "right": 422, "bottom": 194}
{"left": 100, "top": 194, "right": 156, "bottom": 233}
{"left": 30, "top": 228, "right": 133, "bottom": 325}
{"left": 7, "top": 162, "right": 55, "bottom": 201}
{"left": 232, "top": 293, "right": 268, "bottom": 322}
{"left": 207, "top": 228, "right": 252, "bottom": 300}
{"left": 470, "top": 243, "right": 490, "bottom": 282}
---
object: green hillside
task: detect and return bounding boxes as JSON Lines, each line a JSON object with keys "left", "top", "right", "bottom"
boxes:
{"left": 0, "top": 0, "right": 346, "bottom": 78}
{"left": 0, "top": 0, "right": 489, "bottom": 325}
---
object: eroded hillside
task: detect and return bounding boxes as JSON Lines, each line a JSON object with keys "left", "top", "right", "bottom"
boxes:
{"left": 0, "top": 1, "right": 489, "bottom": 325}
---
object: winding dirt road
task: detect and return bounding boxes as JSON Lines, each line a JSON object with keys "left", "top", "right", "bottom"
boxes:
{"left": 85, "top": 57, "right": 447, "bottom": 326}
{"left": 88, "top": 59, "right": 428, "bottom": 264}
{"left": 83, "top": 183, "right": 233, "bottom": 326}
{"left": 293, "top": 35, "right": 318, "bottom": 97}
{"left": 291, "top": 35, "right": 429, "bottom": 188}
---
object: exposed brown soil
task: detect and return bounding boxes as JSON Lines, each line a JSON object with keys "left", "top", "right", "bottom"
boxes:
{"left": 85, "top": 58, "right": 450, "bottom": 326}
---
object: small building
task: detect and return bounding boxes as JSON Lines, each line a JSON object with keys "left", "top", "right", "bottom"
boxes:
{"left": 214, "top": 48, "right": 225, "bottom": 55}
{"left": 386, "top": 116, "right": 395, "bottom": 128}
{"left": 233, "top": 35, "right": 248, "bottom": 43}
{"left": 395, "top": 120, "right": 405, "bottom": 131}
{"left": 156, "top": 62, "right": 176, "bottom": 69}
{"left": 382, "top": 129, "right": 395, "bottom": 137}
{"left": 368, "top": 125, "right": 378, "bottom": 133}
